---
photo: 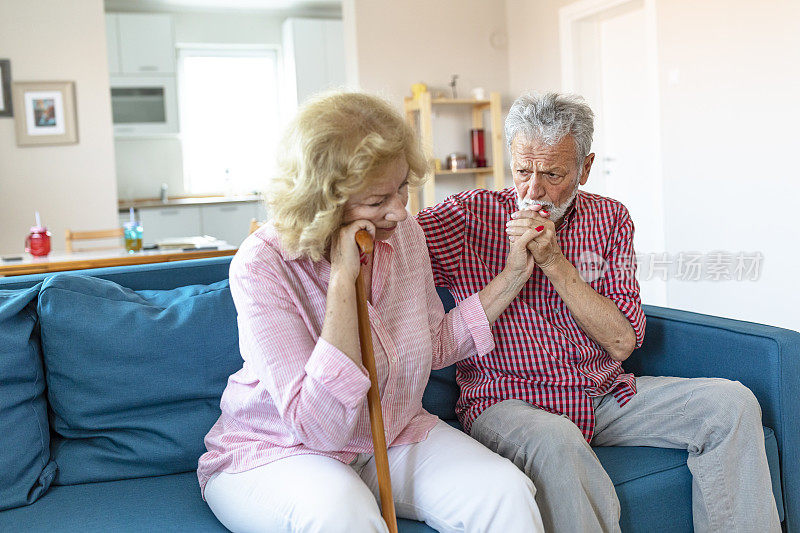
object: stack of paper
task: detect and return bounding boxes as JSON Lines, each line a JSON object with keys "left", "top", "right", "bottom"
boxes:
{"left": 156, "top": 236, "right": 224, "bottom": 249}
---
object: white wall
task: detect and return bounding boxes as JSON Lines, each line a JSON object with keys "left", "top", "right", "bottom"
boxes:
{"left": 654, "top": 0, "right": 800, "bottom": 331}
{"left": 114, "top": 137, "right": 184, "bottom": 201}
{"left": 505, "top": 0, "right": 800, "bottom": 331}
{"left": 0, "top": 0, "right": 118, "bottom": 255}
{"left": 343, "top": 0, "right": 514, "bottom": 202}
{"left": 345, "top": 0, "right": 511, "bottom": 105}
{"left": 505, "top": 0, "right": 572, "bottom": 96}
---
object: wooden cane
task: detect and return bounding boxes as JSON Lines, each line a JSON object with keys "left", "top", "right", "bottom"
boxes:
{"left": 354, "top": 229, "right": 398, "bottom": 533}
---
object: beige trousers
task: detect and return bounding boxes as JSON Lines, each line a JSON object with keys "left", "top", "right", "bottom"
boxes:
{"left": 470, "top": 376, "right": 781, "bottom": 533}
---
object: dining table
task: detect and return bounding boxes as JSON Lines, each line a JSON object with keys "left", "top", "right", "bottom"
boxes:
{"left": 0, "top": 244, "right": 237, "bottom": 277}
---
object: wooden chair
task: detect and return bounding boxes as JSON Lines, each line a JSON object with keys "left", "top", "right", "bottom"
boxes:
{"left": 65, "top": 228, "right": 125, "bottom": 253}
{"left": 248, "top": 218, "right": 266, "bottom": 235}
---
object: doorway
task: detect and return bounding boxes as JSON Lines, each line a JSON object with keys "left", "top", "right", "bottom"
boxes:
{"left": 560, "top": 0, "right": 666, "bottom": 306}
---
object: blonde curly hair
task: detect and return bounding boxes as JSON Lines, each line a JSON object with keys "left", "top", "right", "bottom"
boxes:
{"left": 267, "top": 91, "right": 428, "bottom": 261}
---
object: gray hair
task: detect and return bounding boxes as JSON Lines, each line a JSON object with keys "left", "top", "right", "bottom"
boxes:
{"left": 505, "top": 92, "right": 595, "bottom": 170}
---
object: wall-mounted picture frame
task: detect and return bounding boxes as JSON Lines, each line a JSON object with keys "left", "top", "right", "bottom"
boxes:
{"left": 12, "top": 81, "right": 78, "bottom": 146}
{"left": 0, "top": 59, "right": 12, "bottom": 117}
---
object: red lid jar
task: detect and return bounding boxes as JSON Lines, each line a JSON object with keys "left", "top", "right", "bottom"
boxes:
{"left": 25, "top": 226, "right": 51, "bottom": 257}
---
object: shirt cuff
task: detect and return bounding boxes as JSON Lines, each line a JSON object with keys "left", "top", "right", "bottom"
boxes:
{"left": 305, "top": 338, "right": 371, "bottom": 409}
{"left": 457, "top": 293, "right": 495, "bottom": 355}
{"left": 614, "top": 298, "right": 646, "bottom": 348}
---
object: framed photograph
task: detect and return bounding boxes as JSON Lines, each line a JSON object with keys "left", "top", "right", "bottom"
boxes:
{"left": 0, "top": 59, "right": 11, "bottom": 117}
{"left": 12, "top": 81, "right": 78, "bottom": 146}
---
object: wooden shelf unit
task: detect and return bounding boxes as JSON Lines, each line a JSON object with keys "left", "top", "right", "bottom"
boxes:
{"left": 403, "top": 91, "right": 505, "bottom": 213}
{"left": 435, "top": 167, "right": 494, "bottom": 176}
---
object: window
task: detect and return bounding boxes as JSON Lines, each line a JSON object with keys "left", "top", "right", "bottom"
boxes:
{"left": 178, "top": 48, "right": 280, "bottom": 195}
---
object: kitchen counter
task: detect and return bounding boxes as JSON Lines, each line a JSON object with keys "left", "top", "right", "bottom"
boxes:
{"left": 0, "top": 243, "right": 237, "bottom": 277}
{"left": 118, "top": 194, "right": 263, "bottom": 211}
{"left": 116, "top": 196, "right": 267, "bottom": 248}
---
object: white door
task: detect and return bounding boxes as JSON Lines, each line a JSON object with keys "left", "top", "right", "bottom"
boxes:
{"left": 596, "top": 6, "right": 666, "bottom": 306}
{"left": 565, "top": 1, "right": 666, "bottom": 306}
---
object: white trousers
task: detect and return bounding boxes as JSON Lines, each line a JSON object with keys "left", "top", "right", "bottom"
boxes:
{"left": 204, "top": 420, "right": 544, "bottom": 533}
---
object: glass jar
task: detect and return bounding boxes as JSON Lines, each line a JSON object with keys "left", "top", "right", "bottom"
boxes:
{"left": 25, "top": 226, "right": 51, "bottom": 257}
{"left": 471, "top": 128, "right": 486, "bottom": 168}
{"left": 123, "top": 221, "right": 143, "bottom": 253}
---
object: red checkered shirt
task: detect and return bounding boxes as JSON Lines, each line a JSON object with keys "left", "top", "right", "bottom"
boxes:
{"left": 416, "top": 187, "right": 646, "bottom": 441}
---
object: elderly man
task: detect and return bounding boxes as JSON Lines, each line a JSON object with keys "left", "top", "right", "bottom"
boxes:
{"left": 416, "top": 92, "right": 779, "bottom": 532}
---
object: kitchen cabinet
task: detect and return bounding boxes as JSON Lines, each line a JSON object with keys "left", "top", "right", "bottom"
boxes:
{"left": 126, "top": 200, "right": 263, "bottom": 247}
{"left": 105, "top": 15, "right": 121, "bottom": 75}
{"left": 106, "top": 13, "right": 177, "bottom": 137}
{"left": 200, "top": 203, "right": 260, "bottom": 246}
{"left": 282, "top": 18, "right": 345, "bottom": 106}
{"left": 106, "top": 14, "right": 175, "bottom": 75}
{"left": 138, "top": 206, "right": 202, "bottom": 246}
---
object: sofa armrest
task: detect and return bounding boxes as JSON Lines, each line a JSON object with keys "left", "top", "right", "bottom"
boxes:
{"left": 625, "top": 304, "right": 800, "bottom": 530}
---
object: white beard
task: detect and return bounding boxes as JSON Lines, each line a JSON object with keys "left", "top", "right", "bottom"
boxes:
{"left": 517, "top": 186, "right": 579, "bottom": 223}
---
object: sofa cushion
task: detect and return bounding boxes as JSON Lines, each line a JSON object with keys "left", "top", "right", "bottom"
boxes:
{"left": 0, "top": 284, "right": 57, "bottom": 510}
{"left": 0, "top": 434, "right": 778, "bottom": 533}
{"left": 0, "top": 471, "right": 227, "bottom": 533}
{"left": 37, "top": 274, "right": 243, "bottom": 485}
{"left": 0, "top": 469, "right": 435, "bottom": 533}
{"left": 598, "top": 445, "right": 693, "bottom": 532}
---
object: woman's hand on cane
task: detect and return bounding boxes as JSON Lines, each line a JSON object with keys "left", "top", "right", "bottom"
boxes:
{"left": 321, "top": 220, "right": 376, "bottom": 369}
{"left": 330, "top": 220, "right": 376, "bottom": 284}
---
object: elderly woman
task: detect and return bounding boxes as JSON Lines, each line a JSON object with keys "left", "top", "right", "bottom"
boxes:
{"left": 197, "top": 92, "right": 545, "bottom": 533}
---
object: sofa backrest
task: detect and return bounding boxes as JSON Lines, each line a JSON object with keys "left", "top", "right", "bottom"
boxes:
{"left": 627, "top": 303, "right": 800, "bottom": 496}
{"left": 420, "top": 288, "right": 460, "bottom": 421}
{"left": 0, "top": 283, "right": 56, "bottom": 510}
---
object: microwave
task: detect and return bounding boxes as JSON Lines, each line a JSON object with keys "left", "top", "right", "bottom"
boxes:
{"left": 110, "top": 76, "right": 178, "bottom": 137}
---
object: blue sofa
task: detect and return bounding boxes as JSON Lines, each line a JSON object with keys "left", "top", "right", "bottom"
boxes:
{"left": 0, "top": 256, "right": 796, "bottom": 532}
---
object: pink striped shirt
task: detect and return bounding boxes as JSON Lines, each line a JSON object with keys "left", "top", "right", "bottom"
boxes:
{"left": 197, "top": 217, "right": 494, "bottom": 495}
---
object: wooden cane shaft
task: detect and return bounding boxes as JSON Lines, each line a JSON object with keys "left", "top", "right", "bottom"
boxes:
{"left": 354, "top": 231, "right": 398, "bottom": 533}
